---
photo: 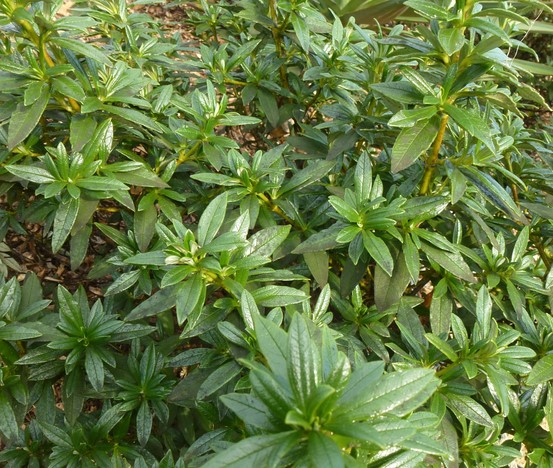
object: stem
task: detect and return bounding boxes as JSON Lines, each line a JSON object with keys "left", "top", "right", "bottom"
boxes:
{"left": 15, "top": 18, "right": 55, "bottom": 69}
{"left": 419, "top": 114, "right": 449, "bottom": 195}
{"left": 211, "top": 23, "right": 219, "bottom": 44}
{"left": 40, "top": 37, "right": 56, "bottom": 68}
{"left": 67, "top": 97, "right": 81, "bottom": 112}
{"left": 177, "top": 141, "right": 202, "bottom": 165}
{"left": 533, "top": 236, "right": 552, "bottom": 273}
{"left": 268, "top": 0, "right": 289, "bottom": 89}
{"left": 15, "top": 18, "right": 40, "bottom": 46}
{"left": 435, "top": 360, "right": 460, "bottom": 378}
{"left": 224, "top": 78, "right": 248, "bottom": 86}
{"left": 14, "top": 15, "right": 82, "bottom": 113}
{"left": 257, "top": 192, "right": 300, "bottom": 228}
{"left": 53, "top": 95, "right": 74, "bottom": 113}
{"left": 505, "top": 156, "right": 519, "bottom": 205}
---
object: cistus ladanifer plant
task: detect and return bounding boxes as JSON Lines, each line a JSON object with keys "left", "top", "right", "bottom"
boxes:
{"left": 1, "top": 0, "right": 553, "bottom": 466}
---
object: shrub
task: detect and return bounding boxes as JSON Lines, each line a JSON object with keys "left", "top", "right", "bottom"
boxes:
{"left": 0, "top": 0, "right": 553, "bottom": 466}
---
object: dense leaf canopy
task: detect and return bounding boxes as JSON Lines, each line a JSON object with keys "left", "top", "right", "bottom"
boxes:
{"left": 0, "top": 0, "right": 553, "bottom": 466}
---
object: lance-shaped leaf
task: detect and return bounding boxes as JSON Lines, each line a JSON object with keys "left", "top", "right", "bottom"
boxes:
{"left": 277, "top": 160, "right": 335, "bottom": 198}
{"left": 287, "top": 314, "right": 321, "bottom": 409}
{"left": 362, "top": 231, "right": 394, "bottom": 276}
{"left": 442, "top": 393, "right": 494, "bottom": 427}
{"left": 336, "top": 368, "right": 439, "bottom": 419}
{"left": 176, "top": 274, "right": 206, "bottom": 325}
{"left": 461, "top": 167, "right": 527, "bottom": 224}
{"left": 443, "top": 104, "right": 492, "bottom": 150}
{"left": 421, "top": 242, "right": 476, "bottom": 283}
{"left": 7, "top": 85, "right": 50, "bottom": 150}
{"left": 391, "top": 117, "right": 439, "bottom": 173}
{"left": 526, "top": 355, "right": 553, "bottom": 386}
{"left": 5, "top": 165, "right": 55, "bottom": 184}
{"left": 198, "top": 193, "right": 228, "bottom": 246}
{"left": 52, "top": 197, "right": 80, "bottom": 253}
{"left": 203, "top": 432, "right": 300, "bottom": 468}
{"left": 50, "top": 37, "right": 111, "bottom": 65}
{"left": 354, "top": 151, "right": 373, "bottom": 202}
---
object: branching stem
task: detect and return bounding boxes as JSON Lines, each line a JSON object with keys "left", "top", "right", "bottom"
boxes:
{"left": 420, "top": 114, "right": 449, "bottom": 195}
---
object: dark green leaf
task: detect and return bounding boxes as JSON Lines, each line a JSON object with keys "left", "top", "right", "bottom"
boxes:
{"left": 461, "top": 167, "right": 527, "bottom": 224}
{"left": 293, "top": 224, "right": 342, "bottom": 254}
{"left": 76, "top": 177, "right": 128, "bottom": 192}
{"left": 253, "top": 314, "right": 288, "bottom": 378}
{"left": 136, "top": 400, "right": 152, "bottom": 446}
{"left": 126, "top": 286, "right": 178, "bottom": 320}
{"left": 291, "top": 13, "right": 310, "bottom": 51}
{"left": 197, "top": 361, "right": 242, "bottom": 400}
{"left": 526, "top": 355, "right": 553, "bottom": 385}
{"left": 288, "top": 314, "right": 320, "bottom": 409}
{"left": 0, "top": 392, "right": 18, "bottom": 440}
{"left": 85, "top": 349, "right": 104, "bottom": 391}
{"left": 388, "top": 106, "right": 437, "bottom": 128}
{"left": 277, "top": 161, "right": 335, "bottom": 198}
{"left": 220, "top": 393, "right": 274, "bottom": 430}
{"left": 176, "top": 274, "right": 206, "bottom": 325}
{"left": 354, "top": 152, "right": 373, "bottom": 202}
{"left": 304, "top": 251, "right": 329, "bottom": 287}
{"left": 425, "top": 333, "right": 457, "bottom": 362}
{"left": 82, "top": 119, "right": 113, "bottom": 162}
{"left": 443, "top": 104, "right": 491, "bottom": 149}
{"left": 50, "top": 37, "right": 111, "bottom": 65}
{"left": 252, "top": 286, "right": 308, "bottom": 307}
{"left": 7, "top": 86, "right": 50, "bottom": 150}
{"left": 374, "top": 251, "right": 411, "bottom": 311}
{"left": 202, "top": 432, "right": 299, "bottom": 468}
{"left": 101, "top": 104, "right": 159, "bottom": 131}
{"left": 362, "top": 231, "right": 394, "bottom": 276}
{"left": 371, "top": 81, "right": 424, "bottom": 104}
{"left": 105, "top": 270, "right": 141, "bottom": 296}
{"left": 52, "top": 75, "right": 85, "bottom": 102}
{"left": 391, "top": 117, "right": 439, "bottom": 173}
{"left": 134, "top": 203, "right": 157, "bottom": 252}
{"left": 0, "top": 323, "right": 42, "bottom": 340}
{"left": 38, "top": 421, "right": 72, "bottom": 448}
{"left": 5, "top": 165, "right": 55, "bottom": 184}
{"left": 339, "top": 369, "right": 439, "bottom": 419}
{"left": 421, "top": 242, "right": 475, "bottom": 283}
{"left": 404, "top": 0, "right": 451, "bottom": 19}
{"left": 52, "top": 197, "right": 80, "bottom": 253}
{"left": 336, "top": 362, "right": 383, "bottom": 408}
{"left": 245, "top": 225, "right": 291, "bottom": 257}
{"left": 442, "top": 393, "right": 494, "bottom": 427}
{"left": 308, "top": 432, "right": 344, "bottom": 468}
{"left": 429, "top": 293, "right": 452, "bottom": 336}
{"left": 198, "top": 193, "right": 227, "bottom": 246}
{"left": 475, "top": 286, "right": 492, "bottom": 340}
{"left": 257, "top": 88, "right": 279, "bottom": 128}
{"left": 438, "top": 28, "right": 465, "bottom": 55}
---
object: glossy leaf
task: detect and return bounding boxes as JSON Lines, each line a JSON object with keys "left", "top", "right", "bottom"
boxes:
{"left": 52, "top": 197, "right": 80, "bottom": 253}
{"left": 7, "top": 86, "right": 50, "bottom": 150}
{"left": 391, "top": 117, "right": 439, "bottom": 173}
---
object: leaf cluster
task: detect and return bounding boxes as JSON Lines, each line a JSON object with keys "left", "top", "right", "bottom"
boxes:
{"left": 1, "top": 0, "right": 553, "bottom": 466}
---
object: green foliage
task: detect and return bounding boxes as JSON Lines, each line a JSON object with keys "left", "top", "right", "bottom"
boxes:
{"left": 0, "top": 0, "right": 553, "bottom": 465}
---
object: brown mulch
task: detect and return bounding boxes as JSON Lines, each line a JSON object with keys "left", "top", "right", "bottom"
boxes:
{"left": 136, "top": 2, "right": 199, "bottom": 42}
{"left": 4, "top": 215, "right": 112, "bottom": 300}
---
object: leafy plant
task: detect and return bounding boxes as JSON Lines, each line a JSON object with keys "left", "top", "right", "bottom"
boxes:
{"left": 1, "top": 0, "right": 553, "bottom": 466}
